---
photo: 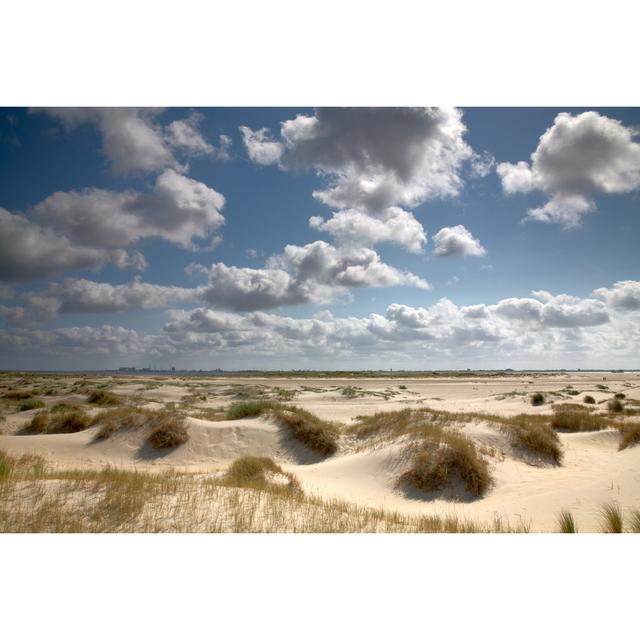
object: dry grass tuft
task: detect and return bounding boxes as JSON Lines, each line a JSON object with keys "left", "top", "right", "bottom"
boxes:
{"left": 226, "top": 400, "right": 273, "bottom": 420}
{"left": 19, "top": 398, "right": 45, "bottom": 411}
{"left": 550, "top": 406, "right": 609, "bottom": 432}
{"left": 617, "top": 422, "right": 640, "bottom": 451}
{"left": 599, "top": 502, "right": 623, "bottom": 533}
{"left": 271, "top": 405, "right": 339, "bottom": 456}
{"left": 223, "top": 456, "right": 301, "bottom": 493}
{"left": 501, "top": 415, "right": 562, "bottom": 464}
{"left": 87, "top": 389, "right": 122, "bottom": 406}
{"left": 556, "top": 509, "right": 577, "bottom": 533}
{"left": 400, "top": 431, "right": 491, "bottom": 498}
{"left": 629, "top": 509, "right": 640, "bottom": 533}
{"left": 147, "top": 415, "right": 189, "bottom": 449}
{"left": 22, "top": 409, "right": 91, "bottom": 434}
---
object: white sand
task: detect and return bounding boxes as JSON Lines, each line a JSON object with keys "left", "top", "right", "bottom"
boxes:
{"left": 2, "top": 372, "right": 639, "bottom": 531}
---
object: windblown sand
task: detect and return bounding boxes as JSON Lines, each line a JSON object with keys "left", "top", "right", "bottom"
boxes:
{"left": 2, "top": 372, "right": 639, "bottom": 532}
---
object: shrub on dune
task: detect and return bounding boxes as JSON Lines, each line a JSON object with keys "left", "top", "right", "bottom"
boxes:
{"left": 19, "top": 398, "right": 45, "bottom": 412}
{"left": 530, "top": 392, "right": 545, "bottom": 406}
{"left": 583, "top": 395, "right": 596, "bottom": 404}
{"left": 550, "top": 407, "right": 609, "bottom": 432}
{"left": 607, "top": 398, "right": 624, "bottom": 413}
{"left": 618, "top": 422, "right": 640, "bottom": 451}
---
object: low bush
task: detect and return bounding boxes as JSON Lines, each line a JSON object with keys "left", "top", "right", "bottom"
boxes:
{"left": 530, "top": 392, "right": 545, "bottom": 406}
{"left": 607, "top": 398, "right": 624, "bottom": 413}
{"left": 92, "top": 407, "right": 150, "bottom": 439}
{"left": 614, "top": 393, "right": 626, "bottom": 399}
{"left": 2, "top": 390, "right": 32, "bottom": 400}
{"left": 583, "top": 395, "right": 596, "bottom": 404}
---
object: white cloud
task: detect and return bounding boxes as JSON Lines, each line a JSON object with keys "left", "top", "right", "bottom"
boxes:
{"left": 33, "top": 169, "right": 225, "bottom": 251}
{"left": 309, "top": 206, "right": 426, "bottom": 253}
{"left": 432, "top": 225, "right": 486, "bottom": 257}
{"left": 34, "top": 108, "right": 227, "bottom": 173}
{"left": 497, "top": 111, "right": 640, "bottom": 226}
{"left": 239, "top": 126, "right": 284, "bottom": 165}
{"left": 593, "top": 280, "right": 640, "bottom": 311}
{"left": 190, "top": 241, "right": 431, "bottom": 312}
{"left": 0, "top": 207, "right": 145, "bottom": 282}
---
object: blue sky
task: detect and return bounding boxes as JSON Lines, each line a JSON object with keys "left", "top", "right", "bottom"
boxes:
{"left": 0, "top": 107, "right": 639, "bottom": 370}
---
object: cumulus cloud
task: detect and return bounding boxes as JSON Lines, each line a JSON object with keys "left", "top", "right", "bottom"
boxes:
{"left": 2, "top": 280, "right": 637, "bottom": 368}
{"left": 33, "top": 169, "right": 225, "bottom": 251}
{"left": 432, "top": 225, "right": 486, "bottom": 257}
{"left": 239, "top": 126, "right": 284, "bottom": 165}
{"left": 34, "top": 108, "right": 227, "bottom": 173}
{"left": 190, "top": 241, "right": 431, "bottom": 312}
{"left": 0, "top": 207, "right": 145, "bottom": 282}
{"left": 309, "top": 206, "right": 426, "bottom": 253}
{"left": 497, "top": 111, "right": 640, "bottom": 226}
{"left": 243, "top": 108, "right": 474, "bottom": 213}
{"left": 593, "top": 280, "right": 640, "bottom": 311}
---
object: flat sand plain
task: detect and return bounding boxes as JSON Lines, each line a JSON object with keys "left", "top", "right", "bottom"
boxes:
{"left": 1, "top": 372, "right": 639, "bottom": 532}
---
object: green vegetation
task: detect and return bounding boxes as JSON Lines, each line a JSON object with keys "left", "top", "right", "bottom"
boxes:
{"left": 556, "top": 509, "right": 577, "bottom": 533}
{"left": 599, "top": 502, "right": 623, "bottom": 533}
{"left": 226, "top": 400, "right": 274, "bottom": 420}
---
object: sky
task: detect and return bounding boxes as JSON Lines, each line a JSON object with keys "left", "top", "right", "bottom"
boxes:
{"left": 0, "top": 106, "right": 639, "bottom": 370}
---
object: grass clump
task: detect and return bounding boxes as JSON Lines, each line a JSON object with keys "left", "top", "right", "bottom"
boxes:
{"left": 226, "top": 400, "right": 273, "bottom": 420}
{"left": 87, "top": 389, "right": 122, "bottom": 406}
{"left": 22, "top": 409, "right": 90, "bottom": 435}
{"left": 583, "top": 395, "right": 596, "bottom": 404}
{"left": 92, "top": 407, "right": 151, "bottom": 439}
{"left": 596, "top": 384, "right": 608, "bottom": 390}
{"left": 223, "top": 456, "right": 300, "bottom": 493}
{"left": 618, "top": 422, "right": 640, "bottom": 451}
{"left": 607, "top": 398, "right": 624, "bottom": 413}
{"left": 556, "top": 509, "right": 577, "bottom": 533}
{"left": 400, "top": 431, "right": 491, "bottom": 498}
{"left": 147, "top": 416, "right": 189, "bottom": 449}
{"left": 19, "top": 398, "right": 45, "bottom": 411}
{"left": 272, "top": 405, "right": 339, "bottom": 456}
{"left": 2, "top": 390, "right": 33, "bottom": 401}
{"left": 550, "top": 406, "right": 609, "bottom": 432}
{"left": 502, "top": 415, "right": 562, "bottom": 464}
{"left": 629, "top": 509, "right": 640, "bottom": 533}
{"left": 599, "top": 502, "right": 623, "bottom": 533}
{"left": 614, "top": 393, "right": 626, "bottom": 399}
{"left": 530, "top": 392, "right": 545, "bottom": 406}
